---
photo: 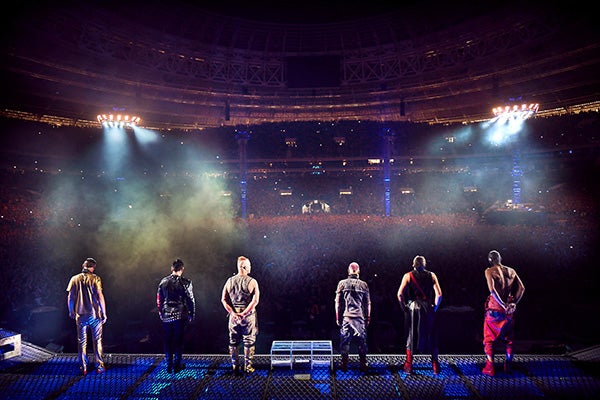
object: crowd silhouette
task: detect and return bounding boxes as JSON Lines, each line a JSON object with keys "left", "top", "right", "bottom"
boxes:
{"left": 0, "top": 113, "right": 598, "bottom": 356}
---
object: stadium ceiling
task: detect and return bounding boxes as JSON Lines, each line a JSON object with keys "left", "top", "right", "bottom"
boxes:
{"left": 1, "top": 1, "right": 598, "bottom": 131}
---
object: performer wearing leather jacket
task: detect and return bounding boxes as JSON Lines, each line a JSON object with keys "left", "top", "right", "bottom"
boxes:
{"left": 157, "top": 258, "right": 195, "bottom": 373}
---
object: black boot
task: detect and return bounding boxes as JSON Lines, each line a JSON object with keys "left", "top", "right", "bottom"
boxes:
{"left": 166, "top": 353, "right": 173, "bottom": 373}
{"left": 339, "top": 354, "right": 349, "bottom": 372}
{"left": 504, "top": 354, "right": 513, "bottom": 373}
{"left": 359, "top": 354, "right": 368, "bottom": 372}
{"left": 229, "top": 345, "right": 241, "bottom": 375}
{"left": 174, "top": 354, "right": 186, "bottom": 373}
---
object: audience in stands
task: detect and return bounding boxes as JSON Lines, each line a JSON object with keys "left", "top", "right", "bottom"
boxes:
{"left": 0, "top": 113, "right": 597, "bottom": 354}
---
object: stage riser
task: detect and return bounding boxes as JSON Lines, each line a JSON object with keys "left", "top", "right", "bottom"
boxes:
{"left": 0, "top": 329, "right": 21, "bottom": 361}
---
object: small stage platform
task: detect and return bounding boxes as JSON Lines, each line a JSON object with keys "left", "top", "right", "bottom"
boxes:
{"left": 0, "top": 340, "right": 599, "bottom": 399}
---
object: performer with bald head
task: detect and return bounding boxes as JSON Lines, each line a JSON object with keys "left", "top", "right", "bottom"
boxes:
{"left": 481, "top": 250, "right": 525, "bottom": 376}
{"left": 222, "top": 256, "right": 260, "bottom": 374}
{"left": 335, "top": 261, "right": 371, "bottom": 372}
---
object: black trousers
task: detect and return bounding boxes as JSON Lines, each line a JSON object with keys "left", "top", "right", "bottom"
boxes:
{"left": 163, "top": 319, "right": 186, "bottom": 366}
{"left": 404, "top": 300, "right": 438, "bottom": 356}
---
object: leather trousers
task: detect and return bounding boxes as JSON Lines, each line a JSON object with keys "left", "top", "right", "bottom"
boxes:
{"left": 405, "top": 300, "right": 437, "bottom": 356}
{"left": 163, "top": 319, "right": 186, "bottom": 368}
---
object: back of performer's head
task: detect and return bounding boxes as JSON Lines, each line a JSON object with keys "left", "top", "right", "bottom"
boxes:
{"left": 348, "top": 262, "right": 360, "bottom": 275}
{"left": 488, "top": 250, "right": 501, "bottom": 265}
{"left": 412, "top": 255, "right": 426, "bottom": 269}
{"left": 237, "top": 256, "right": 251, "bottom": 272}
{"left": 83, "top": 257, "right": 97, "bottom": 269}
{"left": 172, "top": 258, "right": 184, "bottom": 271}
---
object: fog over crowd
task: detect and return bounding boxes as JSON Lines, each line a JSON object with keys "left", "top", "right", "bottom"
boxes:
{"left": 1, "top": 113, "right": 598, "bottom": 355}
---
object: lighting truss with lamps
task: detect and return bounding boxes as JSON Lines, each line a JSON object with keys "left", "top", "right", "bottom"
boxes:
{"left": 489, "top": 103, "right": 539, "bottom": 206}
{"left": 97, "top": 113, "right": 141, "bottom": 128}
{"left": 491, "top": 103, "right": 539, "bottom": 120}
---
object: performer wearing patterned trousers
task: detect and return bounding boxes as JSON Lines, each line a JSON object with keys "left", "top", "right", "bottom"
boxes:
{"left": 222, "top": 256, "right": 260, "bottom": 374}
{"left": 482, "top": 250, "right": 525, "bottom": 376}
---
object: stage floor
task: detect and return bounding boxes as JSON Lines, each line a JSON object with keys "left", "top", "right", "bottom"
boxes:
{"left": 1, "top": 341, "right": 599, "bottom": 399}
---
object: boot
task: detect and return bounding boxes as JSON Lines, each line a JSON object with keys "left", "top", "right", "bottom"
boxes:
{"left": 166, "top": 353, "right": 173, "bottom": 373}
{"left": 504, "top": 354, "right": 513, "bottom": 373}
{"left": 432, "top": 356, "right": 440, "bottom": 374}
{"left": 482, "top": 360, "right": 495, "bottom": 377}
{"left": 244, "top": 346, "right": 255, "bottom": 373}
{"left": 359, "top": 354, "right": 368, "bottom": 372}
{"left": 229, "top": 346, "right": 240, "bottom": 374}
{"left": 403, "top": 349, "right": 412, "bottom": 373}
{"left": 174, "top": 360, "right": 186, "bottom": 373}
{"left": 339, "top": 354, "right": 349, "bottom": 372}
{"left": 173, "top": 353, "right": 186, "bottom": 373}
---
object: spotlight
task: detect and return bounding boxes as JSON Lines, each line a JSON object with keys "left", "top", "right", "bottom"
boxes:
{"left": 97, "top": 113, "right": 142, "bottom": 128}
{"left": 492, "top": 103, "right": 539, "bottom": 120}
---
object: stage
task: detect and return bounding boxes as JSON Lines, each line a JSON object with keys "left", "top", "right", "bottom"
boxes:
{"left": 1, "top": 339, "right": 599, "bottom": 399}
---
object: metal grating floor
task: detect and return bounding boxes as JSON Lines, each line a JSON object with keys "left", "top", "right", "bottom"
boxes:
{"left": 0, "top": 342, "right": 599, "bottom": 399}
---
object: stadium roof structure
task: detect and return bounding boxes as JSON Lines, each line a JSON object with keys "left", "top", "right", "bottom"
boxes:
{"left": 2, "top": 1, "right": 598, "bottom": 131}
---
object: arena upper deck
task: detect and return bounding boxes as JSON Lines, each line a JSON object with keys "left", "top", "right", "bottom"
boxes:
{"left": 2, "top": 1, "right": 597, "bottom": 129}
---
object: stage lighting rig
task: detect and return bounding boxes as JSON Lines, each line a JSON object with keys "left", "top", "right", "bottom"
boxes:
{"left": 492, "top": 103, "right": 539, "bottom": 120}
{"left": 97, "top": 113, "right": 141, "bottom": 128}
{"left": 488, "top": 102, "right": 540, "bottom": 207}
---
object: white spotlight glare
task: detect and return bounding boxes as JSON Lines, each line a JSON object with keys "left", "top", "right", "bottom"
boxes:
{"left": 97, "top": 112, "right": 142, "bottom": 129}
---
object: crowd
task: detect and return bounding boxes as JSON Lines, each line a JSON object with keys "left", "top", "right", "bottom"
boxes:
{"left": 1, "top": 174, "right": 597, "bottom": 356}
{"left": 0, "top": 113, "right": 598, "bottom": 357}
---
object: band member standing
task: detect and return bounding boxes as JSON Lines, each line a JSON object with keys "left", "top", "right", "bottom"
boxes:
{"left": 157, "top": 258, "right": 195, "bottom": 373}
{"left": 482, "top": 250, "right": 525, "bottom": 376}
{"left": 67, "top": 257, "right": 107, "bottom": 375}
{"left": 222, "top": 256, "right": 260, "bottom": 374}
{"left": 335, "top": 261, "right": 371, "bottom": 372}
{"left": 397, "top": 255, "right": 442, "bottom": 374}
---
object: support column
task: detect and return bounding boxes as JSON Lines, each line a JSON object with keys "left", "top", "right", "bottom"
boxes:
{"left": 235, "top": 130, "right": 250, "bottom": 218}
{"left": 511, "top": 148, "right": 522, "bottom": 205}
{"left": 381, "top": 127, "right": 395, "bottom": 217}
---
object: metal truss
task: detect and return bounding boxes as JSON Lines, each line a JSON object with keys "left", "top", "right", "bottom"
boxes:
{"left": 3, "top": 3, "right": 598, "bottom": 129}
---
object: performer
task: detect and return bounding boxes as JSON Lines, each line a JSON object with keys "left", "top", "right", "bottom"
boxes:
{"left": 397, "top": 255, "right": 442, "bottom": 374}
{"left": 335, "top": 261, "right": 371, "bottom": 372}
{"left": 482, "top": 250, "right": 525, "bottom": 376}
{"left": 221, "top": 256, "right": 260, "bottom": 374}
{"left": 157, "top": 258, "right": 195, "bottom": 373}
{"left": 67, "top": 257, "right": 108, "bottom": 375}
